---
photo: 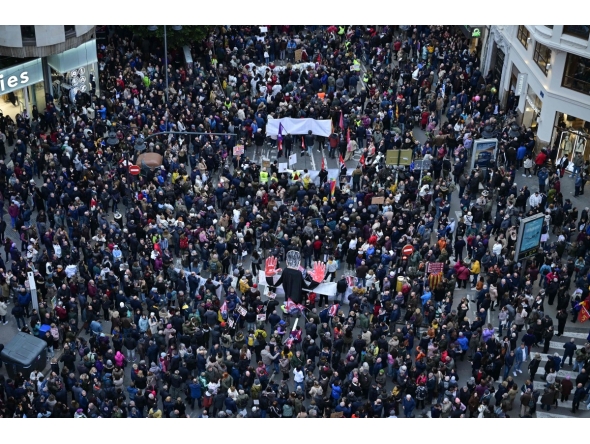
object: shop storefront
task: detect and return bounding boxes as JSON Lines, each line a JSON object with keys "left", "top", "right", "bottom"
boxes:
{"left": 522, "top": 86, "right": 543, "bottom": 132}
{"left": 552, "top": 111, "right": 589, "bottom": 168}
{"left": 0, "top": 58, "right": 45, "bottom": 120}
{"left": 47, "top": 40, "right": 98, "bottom": 105}
{"left": 456, "top": 26, "right": 484, "bottom": 55}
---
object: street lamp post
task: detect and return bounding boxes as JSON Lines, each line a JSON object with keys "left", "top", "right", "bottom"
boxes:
{"left": 148, "top": 25, "right": 182, "bottom": 104}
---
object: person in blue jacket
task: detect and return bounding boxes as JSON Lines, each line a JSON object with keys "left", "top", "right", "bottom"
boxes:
{"left": 537, "top": 167, "right": 548, "bottom": 193}
{"left": 503, "top": 350, "right": 516, "bottom": 380}
{"left": 188, "top": 378, "right": 202, "bottom": 409}
{"left": 17, "top": 287, "right": 31, "bottom": 317}
{"left": 516, "top": 144, "right": 527, "bottom": 170}
{"left": 331, "top": 380, "right": 342, "bottom": 406}
{"left": 457, "top": 332, "right": 469, "bottom": 360}
{"left": 402, "top": 394, "right": 416, "bottom": 417}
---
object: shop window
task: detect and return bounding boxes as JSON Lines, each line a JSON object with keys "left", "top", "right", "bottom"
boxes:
{"left": 20, "top": 26, "right": 36, "bottom": 46}
{"left": 563, "top": 25, "right": 590, "bottom": 40}
{"left": 517, "top": 25, "right": 530, "bottom": 49}
{"left": 562, "top": 52, "right": 590, "bottom": 95}
{"left": 533, "top": 42, "right": 551, "bottom": 75}
{"left": 64, "top": 25, "right": 76, "bottom": 38}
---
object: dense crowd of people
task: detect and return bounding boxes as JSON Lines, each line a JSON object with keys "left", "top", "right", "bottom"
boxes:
{"left": 0, "top": 24, "right": 589, "bottom": 418}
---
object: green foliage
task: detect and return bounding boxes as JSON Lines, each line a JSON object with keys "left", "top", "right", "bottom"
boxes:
{"left": 123, "top": 26, "right": 211, "bottom": 49}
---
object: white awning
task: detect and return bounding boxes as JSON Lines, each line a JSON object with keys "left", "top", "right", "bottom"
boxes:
{"left": 47, "top": 40, "right": 97, "bottom": 73}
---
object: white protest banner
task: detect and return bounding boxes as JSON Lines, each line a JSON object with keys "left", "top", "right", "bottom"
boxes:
{"left": 267, "top": 118, "right": 332, "bottom": 138}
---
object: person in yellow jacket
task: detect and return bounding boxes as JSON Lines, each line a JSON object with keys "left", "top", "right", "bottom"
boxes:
{"left": 470, "top": 258, "right": 480, "bottom": 289}
{"left": 259, "top": 168, "right": 269, "bottom": 184}
{"left": 239, "top": 277, "right": 250, "bottom": 294}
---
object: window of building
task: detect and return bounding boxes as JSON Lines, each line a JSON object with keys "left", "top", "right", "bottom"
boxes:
{"left": 533, "top": 42, "right": 551, "bottom": 75}
{"left": 563, "top": 25, "right": 590, "bottom": 40}
{"left": 64, "top": 25, "right": 76, "bottom": 38}
{"left": 20, "top": 25, "right": 36, "bottom": 46}
{"left": 517, "top": 25, "right": 530, "bottom": 49}
{"left": 562, "top": 53, "right": 590, "bottom": 95}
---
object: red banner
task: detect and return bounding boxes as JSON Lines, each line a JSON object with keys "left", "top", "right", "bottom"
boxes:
{"left": 579, "top": 305, "right": 590, "bottom": 323}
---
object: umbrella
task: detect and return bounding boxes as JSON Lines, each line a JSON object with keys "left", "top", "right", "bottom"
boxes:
{"left": 136, "top": 153, "right": 163, "bottom": 170}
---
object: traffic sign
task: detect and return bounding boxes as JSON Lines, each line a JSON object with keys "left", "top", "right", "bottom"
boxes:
{"left": 128, "top": 165, "right": 140, "bottom": 176}
{"left": 402, "top": 244, "right": 414, "bottom": 257}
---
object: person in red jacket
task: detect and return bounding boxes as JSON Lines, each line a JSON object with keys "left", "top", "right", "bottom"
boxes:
{"left": 534, "top": 150, "right": 547, "bottom": 174}
{"left": 312, "top": 236, "right": 322, "bottom": 261}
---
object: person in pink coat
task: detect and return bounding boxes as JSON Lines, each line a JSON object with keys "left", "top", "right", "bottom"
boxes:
{"left": 114, "top": 350, "right": 126, "bottom": 368}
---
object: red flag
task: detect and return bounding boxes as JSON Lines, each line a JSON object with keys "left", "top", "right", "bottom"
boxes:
{"left": 329, "top": 303, "right": 339, "bottom": 317}
{"left": 579, "top": 305, "right": 590, "bottom": 323}
{"left": 346, "top": 127, "right": 350, "bottom": 144}
{"left": 339, "top": 111, "right": 344, "bottom": 131}
{"left": 321, "top": 157, "right": 325, "bottom": 171}
{"left": 360, "top": 154, "right": 366, "bottom": 166}
{"left": 339, "top": 154, "right": 345, "bottom": 168}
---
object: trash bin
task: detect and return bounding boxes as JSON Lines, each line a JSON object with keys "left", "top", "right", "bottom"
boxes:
{"left": 0, "top": 332, "right": 47, "bottom": 378}
{"left": 38, "top": 324, "right": 51, "bottom": 338}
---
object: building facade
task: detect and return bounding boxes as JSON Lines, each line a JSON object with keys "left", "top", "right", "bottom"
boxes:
{"left": 483, "top": 25, "right": 590, "bottom": 165}
{"left": 0, "top": 25, "right": 98, "bottom": 119}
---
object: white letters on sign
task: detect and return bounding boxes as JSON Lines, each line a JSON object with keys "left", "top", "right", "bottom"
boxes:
{"left": 0, "top": 72, "right": 30, "bottom": 92}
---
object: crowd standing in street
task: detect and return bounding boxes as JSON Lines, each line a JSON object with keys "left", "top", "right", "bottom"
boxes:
{"left": 0, "top": 24, "right": 589, "bottom": 418}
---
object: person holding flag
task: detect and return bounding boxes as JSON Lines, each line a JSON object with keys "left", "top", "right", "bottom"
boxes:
{"left": 276, "top": 122, "right": 284, "bottom": 157}
{"left": 578, "top": 299, "right": 590, "bottom": 324}
{"left": 328, "top": 302, "right": 340, "bottom": 327}
{"left": 330, "top": 178, "right": 337, "bottom": 197}
{"left": 319, "top": 159, "right": 328, "bottom": 186}
{"left": 338, "top": 153, "right": 348, "bottom": 182}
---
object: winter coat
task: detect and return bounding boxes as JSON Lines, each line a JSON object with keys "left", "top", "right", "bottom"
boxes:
{"left": 561, "top": 379, "right": 574, "bottom": 398}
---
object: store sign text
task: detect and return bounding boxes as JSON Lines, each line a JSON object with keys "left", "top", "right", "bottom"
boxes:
{"left": 0, "top": 59, "right": 43, "bottom": 96}
{"left": 0, "top": 72, "right": 30, "bottom": 93}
